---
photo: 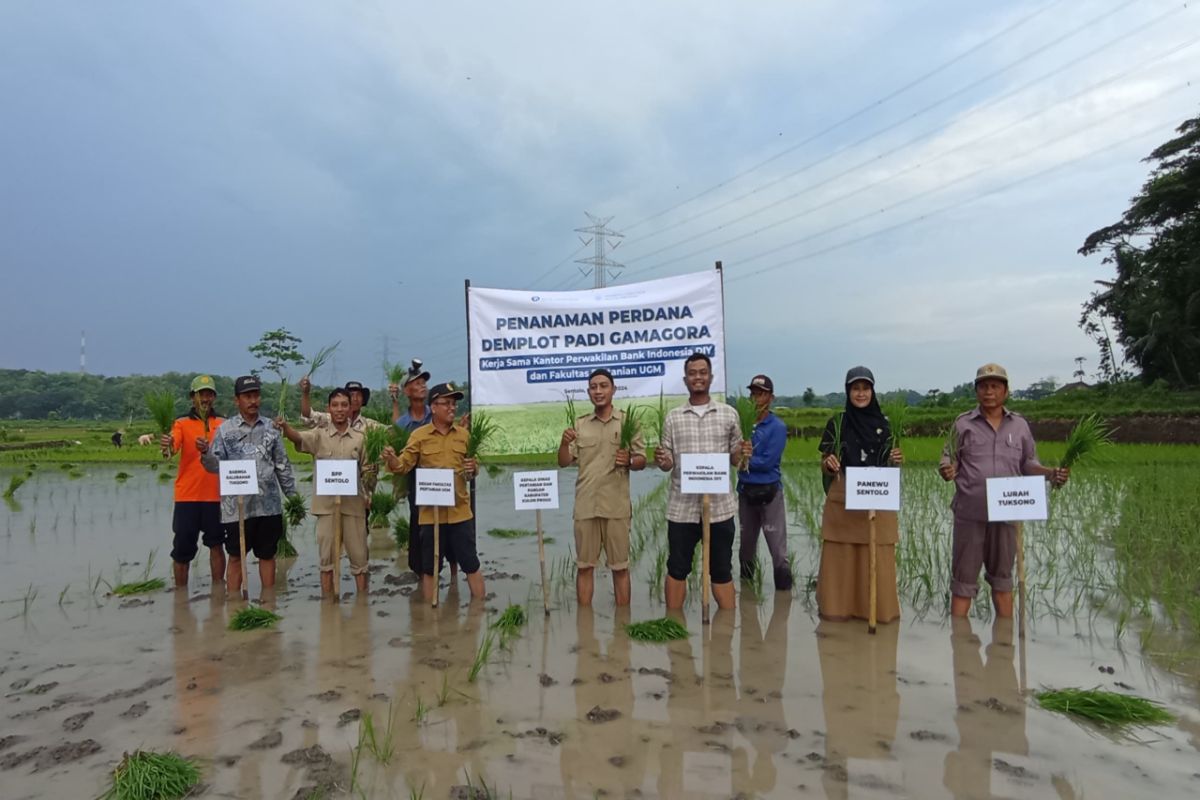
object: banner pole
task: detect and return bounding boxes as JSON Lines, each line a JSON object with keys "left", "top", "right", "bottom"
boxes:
{"left": 715, "top": 261, "right": 727, "bottom": 399}
{"left": 464, "top": 279, "right": 476, "bottom": 517}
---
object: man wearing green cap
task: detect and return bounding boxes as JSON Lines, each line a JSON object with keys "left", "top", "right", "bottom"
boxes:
{"left": 160, "top": 375, "right": 226, "bottom": 589}
{"left": 939, "top": 363, "right": 1068, "bottom": 617}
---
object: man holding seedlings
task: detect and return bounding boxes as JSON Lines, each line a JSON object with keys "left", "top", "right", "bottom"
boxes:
{"left": 654, "top": 352, "right": 749, "bottom": 610}
{"left": 299, "top": 377, "right": 389, "bottom": 433}
{"left": 160, "top": 375, "right": 225, "bottom": 589}
{"left": 277, "top": 388, "right": 374, "bottom": 596}
{"left": 939, "top": 363, "right": 1069, "bottom": 618}
{"left": 382, "top": 382, "right": 485, "bottom": 600}
{"left": 392, "top": 359, "right": 434, "bottom": 577}
{"left": 558, "top": 368, "right": 647, "bottom": 606}
{"left": 200, "top": 375, "right": 298, "bottom": 597}
{"left": 737, "top": 374, "right": 792, "bottom": 591}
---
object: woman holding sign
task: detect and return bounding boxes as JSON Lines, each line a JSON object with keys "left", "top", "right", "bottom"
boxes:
{"left": 816, "top": 366, "right": 903, "bottom": 623}
{"left": 939, "top": 364, "right": 1067, "bottom": 618}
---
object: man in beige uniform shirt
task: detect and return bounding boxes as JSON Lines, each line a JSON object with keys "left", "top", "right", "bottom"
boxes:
{"left": 558, "top": 368, "right": 646, "bottom": 606}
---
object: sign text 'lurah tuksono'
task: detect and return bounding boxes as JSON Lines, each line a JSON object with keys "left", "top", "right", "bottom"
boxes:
{"left": 986, "top": 475, "right": 1048, "bottom": 522}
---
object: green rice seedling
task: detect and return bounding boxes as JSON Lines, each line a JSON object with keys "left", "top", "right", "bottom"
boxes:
{"left": 369, "top": 490, "right": 398, "bottom": 528}
{"left": 487, "top": 527, "right": 536, "bottom": 539}
{"left": 276, "top": 533, "right": 298, "bottom": 559}
{"left": 491, "top": 604, "right": 527, "bottom": 639}
{"left": 942, "top": 424, "right": 959, "bottom": 463}
{"left": 619, "top": 404, "right": 643, "bottom": 453}
{"left": 883, "top": 401, "right": 909, "bottom": 456}
{"left": 364, "top": 426, "right": 391, "bottom": 465}
{"left": 1061, "top": 414, "right": 1115, "bottom": 470}
{"left": 69, "top": 469, "right": 84, "bottom": 479}
{"left": 21, "top": 583, "right": 37, "bottom": 617}
{"left": 58, "top": 584, "right": 70, "bottom": 606}
{"left": 101, "top": 750, "right": 201, "bottom": 800}
{"left": 360, "top": 406, "right": 392, "bottom": 426}
{"left": 821, "top": 412, "right": 844, "bottom": 460}
{"left": 648, "top": 544, "right": 667, "bottom": 592}
{"left": 360, "top": 703, "right": 398, "bottom": 763}
{"left": 386, "top": 361, "right": 407, "bottom": 386}
{"left": 410, "top": 696, "right": 429, "bottom": 725}
{"left": 1035, "top": 687, "right": 1174, "bottom": 728}
{"left": 392, "top": 515, "right": 410, "bottom": 549}
{"left": 111, "top": 578, "right": 166, "bottom": 596}
{"left": 743, "top": 554, "right": 764, "bottom": 602}
{"left": 465, "top": 411, "right": 499, "bottom": 459}
{"left": 157, "top": 471, "right": 172, "bottom": 483}
{"left": 388, "top": 424, "right": 411, "bottom": 455}
{"left": 60, "top": 462, "right": 75, "bottom": 470}
{"left": 626, "top": 617, "right": 689, "bottom": 642}
{"left": 468, "top": 631, "right": 497, "bottom": 682}
{"left": 649, "top": 387, "right": 667, "bottom": 455}
{"left": 306, "top": 341, "right": 341, "bottom": 381}
{"left": 408, "top": 783, "right": 426, "bottom": 800}
{"left": 564, "top": 391, "right": 579, "bottom": 431}
{"left": 462, "top": 771, "right": 505, "bottom": 800}
{"left": 145, "top": 391, "right": 177, "bottom": 441}
{"left": 228, "top": 606, "right": 282, "bottom": 631}
{"left": 115, "top": 471, "right": 131, "bottom": 482}
{"left": 3, "top": 474, "right": 25, "bottom": 498}
{"left": 436, "top": 673, "right": 451, "bottom": 707}
{"left": 734, "top": 394, "right": 757, "bottom": 469}
{"left": 284, "top": 493, "right": 308, "bottom": 528}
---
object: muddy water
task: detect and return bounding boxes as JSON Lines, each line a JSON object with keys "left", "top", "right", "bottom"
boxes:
{"left": 2, "top": 466, "right": 1199, "bottom": 799}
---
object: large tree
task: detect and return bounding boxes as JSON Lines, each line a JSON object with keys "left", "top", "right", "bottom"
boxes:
{"left": 1079, "top": 114, "right": 1200, "bottom": 387}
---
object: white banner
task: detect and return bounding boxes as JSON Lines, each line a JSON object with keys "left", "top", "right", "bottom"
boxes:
{"left": 513, "top": 470, "right": 559, "bottom": 510}
{"left": 680, "top": 453, "right": 730, "bottom": 495}
{"left": 219, "top": 460, "right": 258, "bottom": 496}
{"left": 315, "top": 459, "right": 359, "bottom": 496}
{"left": 986, "top": 475, "right": 1048, "bottom": 521}
{"left": 468, "top": 269, "right": 726, "bottom": 405}
{"left": 415, "top": 468, "right": 457, "bottom": 507}
{"left": 844, "top": 467, "right": 902, "bottom": 511}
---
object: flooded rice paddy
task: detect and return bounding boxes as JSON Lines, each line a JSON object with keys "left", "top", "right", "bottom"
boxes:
{"left": 1, "top": 461, "right": 1199, "bottom": 798}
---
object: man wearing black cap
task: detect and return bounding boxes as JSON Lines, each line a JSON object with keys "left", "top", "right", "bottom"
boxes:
{"left": 200, "top": 375, "right": 298, "bottom": 597}
{"left": 737, "top": 374, "right": 792, "bottom": 591}
{"left": 382, "top": 382, "right": 485, "bottom": 600}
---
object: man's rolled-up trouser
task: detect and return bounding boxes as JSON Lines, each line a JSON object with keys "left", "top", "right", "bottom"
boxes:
{"left": 317, "top": 513, "right": 369, "bottom": 575}
{"left": 951, "top": 517, "right": 1017, "bottom": 598}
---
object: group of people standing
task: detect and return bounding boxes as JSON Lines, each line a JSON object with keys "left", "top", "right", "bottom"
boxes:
{"left": 161, "top": 352, "right": 1067, "bottom": 624}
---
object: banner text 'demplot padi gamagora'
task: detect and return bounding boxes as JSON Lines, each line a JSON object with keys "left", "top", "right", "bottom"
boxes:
{"left": 467, "top": 268, "right": 727, "bottom": 455}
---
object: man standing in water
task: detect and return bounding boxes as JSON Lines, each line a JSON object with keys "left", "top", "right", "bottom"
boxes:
{"left": 200, "top": 375, "right": 298, "bottom": 598}
{"left": 558, "top": 368, "right": 646, "bottom": 606}
{"left": 654, "top": 352, "right": 748, "bottom": 610}
{"left": 382, "top": 383, "right": 485, "bottom": 600}
{"left": 939, "top": 363, "right": 1068, "bottom": 618}
{"left": 160, "top": 375, "right": 225, "bottom": 589}
{"left": 736, "top": 374, "right": 792, "bottom": 591}
{"left": 390, "top": 359, "right": 433, "bottom": 577}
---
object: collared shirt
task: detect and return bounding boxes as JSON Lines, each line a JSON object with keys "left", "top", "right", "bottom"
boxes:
{"left": 661, "top": 400, "right": 741, "bottom": 523}
{"left": 303, "top": 410, "right": 388, "bottom": 432}
{"left": 396, "top": 406, "right": 433, "bottom": 432}
{"left": 202, "top": 414, "right": 296, "bottom": 524}
{"left": 387, "top": 422, "right": 472, "bottom": 525}
{"left": 941, "top": 406, "right": 1042, "bottom": 521}
{"left": 568, "top": 408, "right": 646, "bottom": 521}
{"left": 295, "top": 425, "right": 368, "bottom": 518}
{"left": 170, "top": 409, "right": 224, "bottom": 502}
{"left": 737, "top": 411, "right": 786, "bottom": 488}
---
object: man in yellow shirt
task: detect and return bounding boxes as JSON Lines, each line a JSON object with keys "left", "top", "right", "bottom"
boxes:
{"left": 383, "top": 383, "right": 484, "bottom": 600}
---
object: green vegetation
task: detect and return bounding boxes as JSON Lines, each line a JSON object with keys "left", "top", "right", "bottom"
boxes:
{"left": 618, "top": 404, "right": 643, "bottom": 451}
{"left": 386, "top": 361, "right": 407, "bottom": 386}
{"left": 101, "top": 750, "right": 201, "bottom": 800}
{"left": 487, "top": 527, "right": 536, "bottom": 539}
{"left": 358, "top": 704, "right": 397, "bottom": 763}
{"left": 3, "top": 474, "right": 24, "bottom": 498}
{"left": 626, "top": 617, "right": 689, "bottom": 642}
{"left": 1061, "top": 413, "right": 1114, "bottom": 468}
{"left": 228, "top": 606, "right": 282, "bottom": 631}
{"left": 884, "top": 401, "right": 909, "bottom": 453}
{"left": 111, "top": 578, "right": 166, "bottom": 596}
{"left": 468, "top": 631, "right": 497, "bottom": 682}
{"left": 284, "top": 493, "right": 307, "bottom": 527}
{"left": 564, "top": 391, "right": 578, "bottom": 431}
{"left": 649, "top": 388, "right": 668, "bottom": 454}
{"left": 306, "top": 341, "right": 340, "bottom": 381}
{"left": 491, "top": 604, "right": 527, "bottom": 639}
{"left": 465, "top": 411, "right": 499, "bottom": 459}
{"left": 364, "top": 426, "right": 390, "bottom": 466}
{"left": 369, "top": 491, "right": 398, "bottom": 529}
{"left": 1035, "top": 687, "right": 1175, "bottom": 728}
{"left": 392, "top": 515, "right": 410, "bottom": 549}
{"left": 144, "top": 391, "right": 176, "bottom": 439}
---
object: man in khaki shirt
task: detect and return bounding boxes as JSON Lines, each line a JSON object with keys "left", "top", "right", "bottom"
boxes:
{"left": 383, "top": 382, "right": 485, "bottom": 600}
{"left": 278, "top": 388, "right": 373, "bottom": 597}
{"left": 558, "top": 369, "right": 646, "bottom": 606}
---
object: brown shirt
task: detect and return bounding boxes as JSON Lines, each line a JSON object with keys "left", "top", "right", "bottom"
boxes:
{"left": 568, "top": 408, "right": 646, "bottom": 521}
{"left": 296, "top": 425, "right": 368, "bottom": 518}
{"left": 941, "top": 407, "right": 1042, "bottom": 522}
{"left": 388, "top": 422, "right": 472, "bottom": 525}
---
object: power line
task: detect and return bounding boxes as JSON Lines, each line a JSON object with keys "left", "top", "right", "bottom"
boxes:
{"left": 573, "top": 212, "right": 625, "bottom": 288}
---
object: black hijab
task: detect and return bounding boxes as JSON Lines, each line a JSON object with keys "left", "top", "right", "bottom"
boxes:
{"left": 819, "top": 376, "right": 892, "bottom": 468}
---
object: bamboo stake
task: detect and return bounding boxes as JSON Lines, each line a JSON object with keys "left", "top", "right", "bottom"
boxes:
{"left": 701, "top": 493, "right": 712, "bottom": 626}
{"left": 537, "top": 509, "right": 549, "bottom": 616}
{"left": 432, "top": 511, "right": 441, "bottom": 609}
{"left": 237, "top": 496, "right": 249, "bottom": 601}
{"left": 332, "top": 495, "right": 342, "bottom": 602}
{"left": 868, "top": 509, "right": 878, "bottom": 635}
{"left": 1017, "top": 521, "right": 1027, "bottom": 641}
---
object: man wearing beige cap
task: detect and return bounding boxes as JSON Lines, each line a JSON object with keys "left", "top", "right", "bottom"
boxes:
{"left": 938, "top": 364, "right": 1068, "bottom": 617}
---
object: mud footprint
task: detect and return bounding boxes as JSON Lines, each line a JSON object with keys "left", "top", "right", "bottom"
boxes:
{"left": 62, "top": 711, "right": 94, "bottom": 732}
{"left": 119, "top": 702, "right": 149, "bottom": 719}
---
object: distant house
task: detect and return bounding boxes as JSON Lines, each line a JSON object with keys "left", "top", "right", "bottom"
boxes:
{"left": 1057, "top": 381, "right": 1090, "bottom": 393}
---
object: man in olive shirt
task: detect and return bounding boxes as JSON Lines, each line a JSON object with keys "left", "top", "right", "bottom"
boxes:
{"left": 558, "top": 368, "right": 646, "bottom": 606}
{"left": 383, "top": 382, "right": 485, "bottom": 600}
{"left": 278, "top": 388, "right": 374, "bottom": 597}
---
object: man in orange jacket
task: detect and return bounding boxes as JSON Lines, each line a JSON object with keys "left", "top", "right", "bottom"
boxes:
{"left": 161, "top": 375, "right": 226, "bottom": 589}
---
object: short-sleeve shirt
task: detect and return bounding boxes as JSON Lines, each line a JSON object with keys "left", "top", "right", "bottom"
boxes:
{"left": 397, "top": 407, "right": 433, "bottom": 432}
{"left": 568, "top": 408, "right": 646, "bottom": 521}
{"left": 942, "top": 407, "right": 1042, "bottom": 522}
{"left": 295, "top": 426, "right": 368, "bottom": 518}
{"left": 170, "top": 410, "right": 224, "bottom": 502}
{"left": 201, "top": 414, "right": 296, "bottom": 524}
{"left": 304, "top": 410, "right": 388, "bottom": 432}
{"left": 388, "top": 422, "right": 472, "bottom": 525}
{"left": 661, "top": 400, "right": 741, "bottom": 524}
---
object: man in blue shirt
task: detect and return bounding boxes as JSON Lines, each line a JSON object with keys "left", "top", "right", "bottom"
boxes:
{"left": 391, "top": 359, "right": 433, "bottom": 577}
{"left": 737, "top": 374, "right": 791, "bottom": 591}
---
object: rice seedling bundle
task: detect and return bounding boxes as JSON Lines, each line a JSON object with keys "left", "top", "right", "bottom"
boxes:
{"left": 491, "top": 604, "right": 527, "bottom": 638}
{"left": 276, "top": 534, "right": 298, "bottom": 559}
{"left": 369, "top": 490, "right": 398, "bottom": 528}
{"left": 284, "top": 493, "right": 308, "bottom": 527}
{"left": 228, "top": 606, "right": 282, "bottom": 631}
{"left": 487, "top": 527, "right": 536, "bottom": 539}
{"left": 307, "top": 341, "right": 340, "bottom": 380}
{"left": 386, "top": 361, "right": 407, "bottom": 385}
{"left": 465, "top": 411, "right": 498, "bottom": 459}
{"left": 3, "top": 474, "right": 25, "bottom": 498}
{"left": 649, "top": 388, "right": 667, "bottom": 453}
{"left": 943, "top": 423, "right": 959, "bottom": 463}
{"left": 111, "top": 578, "right": 166, "bottom": 596}
{"left": 619, "top": 405, "right": 643, "bottom": 452}
{"left": 1061, "top": 414, "right": 1114, "bottom": 470}
{"left": 364, "top": 426, "right": 391, "bottom": 465}
{"left": 101, "top": 750, "right": 200, "bottom": 800}
{"left": 625, "top": 617, "right": 689, "bottom": 642}
{"left": 361, "top": 406, "right": 393, "bottom": 426}
{"left": 1034, "top": 687, "right": 1174, "bottom": 728}
{"left": 468, "top": 631, "right": 496, "bottom": 682}
{"left": 389, "top": 425, "right": 411, "bottom": 453}
{"left": 114, "top": 472, "right": 132, "bottom": 482}
{"left": 734, "top": 394, "right": 757, "bottom": 469}
{"left": 392, "top": 515, "right": 410, "bottom": 549}
{"left": 145, "top": 391, "right": 176, "bottom": 441}
{"left": 564, "top": 392, "right": 579, "bottom": 431}
{"left": 883, "top": 401, "right": 909, "bottom": 454}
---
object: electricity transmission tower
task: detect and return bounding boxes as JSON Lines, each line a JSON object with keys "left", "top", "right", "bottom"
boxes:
{"left": 574, "top": 213, "right": 624, "bottom": 288}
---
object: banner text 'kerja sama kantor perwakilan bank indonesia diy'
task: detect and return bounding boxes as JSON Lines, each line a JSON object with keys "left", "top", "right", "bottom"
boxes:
{"left": 466, "top": 268, "right": 727, "bottom": 455}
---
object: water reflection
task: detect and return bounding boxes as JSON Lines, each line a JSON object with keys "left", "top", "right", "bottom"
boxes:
{"left": 733, "top": 597, "right": 791, "bottom": 795}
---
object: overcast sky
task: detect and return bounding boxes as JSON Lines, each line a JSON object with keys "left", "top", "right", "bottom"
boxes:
{"left": 2, "top": 0, "right": 1197, "bottom": 395}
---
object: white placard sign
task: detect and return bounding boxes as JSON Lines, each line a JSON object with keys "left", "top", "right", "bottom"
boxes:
{"left": 986, "top": 475, "right": 1048, "bottom": 521}
{"left": 219, "top": 459, "right": 259, "bottom": 496}
{"left": 513, "top": 470, "right": 559, "bottom": 510}
{"left": 680, "top": 453, "right": 730, "bottom": 494}
{"left": 415, "top": 468, "right": 457, "bottom": 507}
{"left": 315, "top": 459, "right": 359, "bottom": 496}
{"left": 844, "top": 467, "right": 902, "bottom": 511}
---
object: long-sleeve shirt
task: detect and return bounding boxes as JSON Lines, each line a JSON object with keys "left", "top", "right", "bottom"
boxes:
{"left": 661, "top": 400, "right": 742, "bottom": 523}
{"left": 386, "top": 422, "right": 473, "bottom": 525}
{"left": 201, "top": 414, "right": 296, "bottom": 523}
{"left": 737, "top": 411, "right": 786, "bottom": 488}
{"left": 295, "top": 426, "right": 368, "bottom": 518}
{"left": 940, "top": 407, "right": 1043, "bottom": 522}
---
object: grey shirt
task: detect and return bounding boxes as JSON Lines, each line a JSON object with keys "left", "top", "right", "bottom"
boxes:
{"left": 201, "top": 413, "right": 296, "bottom": 524}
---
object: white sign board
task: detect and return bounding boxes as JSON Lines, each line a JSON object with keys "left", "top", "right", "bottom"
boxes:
{"left": 415, "top": 468, "right": 457, "bottom": 507}
{"left": 513, "top": 470, "right": 559, "bottom": 510}
{"left": 680, "top": 453, "right": 730, "bottom": 495}
{"left": 844, "top": 467, "right": 902, "bottom": 511}
{"left": 219, "top": 460, "right": 259, "bottom": 496}
{"left": 315, "top": 459, "right": 359, "bottom": 496}
{"left": 986, "top": 475, "right": 1048, "bottom": 521}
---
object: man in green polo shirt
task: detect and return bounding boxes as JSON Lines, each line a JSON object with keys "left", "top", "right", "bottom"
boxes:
{"left": 558, "top": 369, "right": 646, "bottom": 606}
